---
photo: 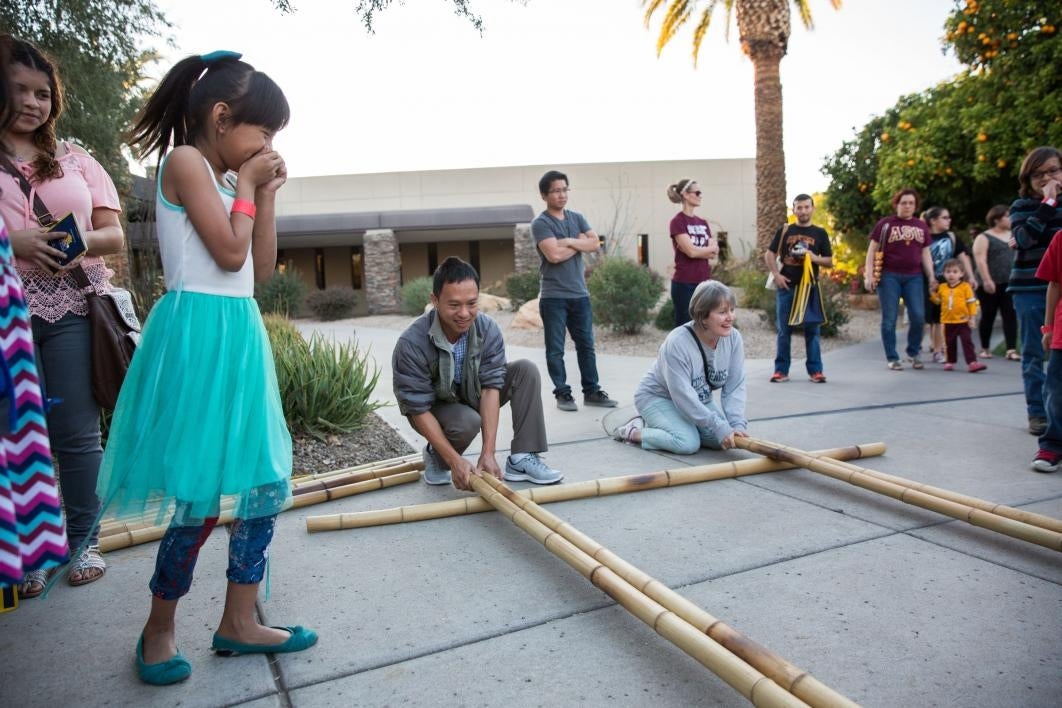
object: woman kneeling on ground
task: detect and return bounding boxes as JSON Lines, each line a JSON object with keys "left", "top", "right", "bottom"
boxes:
{"left": 612, "top": 280, "right": 748, "bottom": 453}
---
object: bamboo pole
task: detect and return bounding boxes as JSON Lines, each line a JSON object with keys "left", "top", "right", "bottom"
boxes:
{"left": 477, "top": 474, "right": 857, "bottom": 708}
{"left": 306, "top": 443, "right": 886, "bottom": 533}
{"left": 292, "top": 452, "right": 421, "bottom": 484}
{"left": 99, "top": 470, "right": 421, "bottom": 553}
{"left": 469, "top": 474, "right": 811, "bottom": 708}
{"left": 814, "top": 454, "right": 1062, "bottom": 534}
{"left": 291, "top": 462, "right": 421, "bottom": 496}
{"left": 99, "top": 455, "right": 423, "bottom": 536}
{"left": 735, "top": 438, "right": 1062, "bottom": 553}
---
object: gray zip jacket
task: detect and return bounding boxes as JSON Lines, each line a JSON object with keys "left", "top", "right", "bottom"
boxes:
{"left": 392, "top": 310, "right": 507, "bottom": 416}
{"left": 634, "top": 324, "right": 748, "bottom": 441}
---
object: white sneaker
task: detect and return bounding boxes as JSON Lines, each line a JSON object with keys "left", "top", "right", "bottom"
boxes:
{"left": 610, "top": 416, "right": 644, "bottom": 444}
{"left": 504, "top": 453, "right": 563, "bottom": 484}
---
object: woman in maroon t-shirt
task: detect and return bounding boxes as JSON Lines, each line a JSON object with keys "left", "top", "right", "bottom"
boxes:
{"left": 667, "top": 178, "right": 718, "bottom": 326}
{"left": 864, "top": 188, "right": 938, "bottom": 370}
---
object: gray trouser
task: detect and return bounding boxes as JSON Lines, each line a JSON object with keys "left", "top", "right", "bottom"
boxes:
{"left": 31, "top": 313, "right": 103, "bottom": 549}
{"left": 419, "top": 359, "right": 548, "bottom": 457}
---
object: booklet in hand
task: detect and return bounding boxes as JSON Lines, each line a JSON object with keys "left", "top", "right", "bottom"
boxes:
{"left": 46, "top": 213, "right": 87, "bottom": 273}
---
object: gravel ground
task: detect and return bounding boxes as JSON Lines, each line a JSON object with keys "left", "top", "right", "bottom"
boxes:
{"left": 294, "top": 301, "right": 882, "bottom": 474}
{"left": 291, "top": 411, "right": 415, "bottom": 476}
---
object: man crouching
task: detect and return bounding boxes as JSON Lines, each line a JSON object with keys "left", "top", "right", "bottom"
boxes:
{"left": 392, "top": 257, "right": 563, "bottom": 491}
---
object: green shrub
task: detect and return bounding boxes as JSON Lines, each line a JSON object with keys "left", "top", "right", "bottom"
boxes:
{"left": 265, "top": 316, "right": 383, "bottom": 439}
{"left": 401, "top": 277, "right": 433, "bottom": 316}
{"left": 255, "top": 270, "right": 307, "bottom": 317}
{"left": 505, "top": 270, "right": 540, "bottom": 311}
{"left": 587, "top": 257, "right": 664, "bottom": 334}
{"left": 263, "top": 313, "right": 304, "bottom": 351}
{"left": 306, "top": 287, "right": 357, "bottom": 321}
{"left": 654, "top": 299, "right": 675, "bottom": 331}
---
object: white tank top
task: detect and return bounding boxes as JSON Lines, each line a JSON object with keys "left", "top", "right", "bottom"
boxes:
{"left": 155, "top": 154, "right": 254, "bottom": 297}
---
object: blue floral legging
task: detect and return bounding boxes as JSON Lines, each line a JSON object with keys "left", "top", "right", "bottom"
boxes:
{"left": 149, "top": 482, "right": 287, "bottom": 601}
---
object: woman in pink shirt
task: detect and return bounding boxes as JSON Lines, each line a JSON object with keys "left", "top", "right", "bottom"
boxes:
{"left": 666, "top": 178, "right": 718, "bottom": 326}
{"left": 0, "top": 37, "right": 124, "bottom": 594}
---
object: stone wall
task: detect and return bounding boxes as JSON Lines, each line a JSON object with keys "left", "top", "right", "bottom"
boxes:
{"left": 513, "top": 223, "right": 538, "bottom": 274}
{"left": 364, "top": 229, "right": 401, "bottom": 314}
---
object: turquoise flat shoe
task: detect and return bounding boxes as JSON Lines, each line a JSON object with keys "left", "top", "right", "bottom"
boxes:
{"left": 136, "top": 635, "right": 192, "bottom": 685}
{"left": 211, "top": 625, "right": 318, "bottom": 656}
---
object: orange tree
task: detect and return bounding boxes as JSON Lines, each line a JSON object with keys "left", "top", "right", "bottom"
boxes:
{"left": 642, "top": 0, "right": 842, "bottom": 256}
{"left": 823, "top": 0, "right": 1061, "bottom": 248}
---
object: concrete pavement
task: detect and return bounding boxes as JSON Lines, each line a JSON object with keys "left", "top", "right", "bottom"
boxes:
{"left": 1, "top": 319, "right": 1059, "bottom": 707}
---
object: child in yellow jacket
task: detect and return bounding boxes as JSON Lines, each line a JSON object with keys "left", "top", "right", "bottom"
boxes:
{"left": 931, "top": 258, "right": 987, "bottom": 372}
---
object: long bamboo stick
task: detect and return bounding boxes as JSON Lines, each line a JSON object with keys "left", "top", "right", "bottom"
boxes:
{"left": 291, "top": 462, "right": 421, "bottom": 496}
{"left": 814, "top": 454, "right": 1062, "bottom": 534}
{"left": 98, "top": 455, "right": 423, "bottom": 536}
{"left": 306, "top": 443, "right": 886, "bottom": 533}
{"left": 469, "top": 474, "right": 810, "bottom": 708}
{"left": 477, "top": 473, "right": 856, "bottom": 708}
{"left": 99, "top": 470, "right": 421, "bottom": 552}
{"left": 292, "top": 452, "right": 420, "bottom": 484}
{"left": 735, "top": 438, "right": 1062, "bottom": 553}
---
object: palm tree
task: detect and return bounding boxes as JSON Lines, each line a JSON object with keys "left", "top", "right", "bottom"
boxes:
{"left": 643, "top": 0, "right": 841, "bottom": 255}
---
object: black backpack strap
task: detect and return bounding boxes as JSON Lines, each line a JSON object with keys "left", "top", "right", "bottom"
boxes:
{"left": 685, "top": 324, "right": 710, "bottom": 386}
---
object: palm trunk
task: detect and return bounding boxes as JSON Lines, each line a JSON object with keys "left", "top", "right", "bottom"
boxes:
{"left": 750, "top": 45, "right": 788, "bottom": 261}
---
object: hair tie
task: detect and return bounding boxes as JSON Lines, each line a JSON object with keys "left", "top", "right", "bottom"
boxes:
{"left": 200, "top": 50, "right": 242, "bottom": 64}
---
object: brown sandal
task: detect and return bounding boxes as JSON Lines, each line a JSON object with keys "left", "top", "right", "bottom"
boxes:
{"left": 1005, "top": 349, "right": 1021, "bottom": 361}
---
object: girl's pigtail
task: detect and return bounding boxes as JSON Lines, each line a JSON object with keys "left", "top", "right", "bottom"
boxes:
{"left": 126, "top": 56, "right": 209, "bottom": 161}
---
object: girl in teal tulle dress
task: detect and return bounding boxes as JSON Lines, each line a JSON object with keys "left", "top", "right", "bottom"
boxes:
{"left": 103, "top": 51, "right": 316, "bottom": 686}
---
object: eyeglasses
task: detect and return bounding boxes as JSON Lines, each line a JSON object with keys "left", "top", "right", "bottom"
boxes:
{"left": 548, "top": 188, "right": 571, "bottom": 195}
{"left": 691, "top": 191, "right": 703, "bottom": 197}
{"left": 1032, "top": 166, "right": 1062, "bottom": 180}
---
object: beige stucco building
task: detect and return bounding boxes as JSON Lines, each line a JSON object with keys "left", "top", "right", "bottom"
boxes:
{"left": 272, "top": 158, "right": 755, "bottom": 314}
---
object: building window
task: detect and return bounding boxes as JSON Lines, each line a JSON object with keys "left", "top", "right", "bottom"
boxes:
{"left": 276, "top": 249, "right": 286, "bottom": 273}
{"left": 637, "top": 234, "right": 649, "bottom": 267}
{"left": 427, "top": 243, "right": 438, "bottom": 275}
{"left": 469, "top": 240, "right": 480, "bottom": 274}
{"left": 350, "top": 246, "right": 363, "bottom": 289}
{"left": 314, "top": 248, "right": 325, "bottom": 289}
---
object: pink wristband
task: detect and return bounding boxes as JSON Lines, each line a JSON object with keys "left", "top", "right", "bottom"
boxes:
{"left": 231, "top": 198, "right": 256, "bottom": 220}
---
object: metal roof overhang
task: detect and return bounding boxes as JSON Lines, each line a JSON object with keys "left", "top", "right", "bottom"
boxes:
{"left": 274, "top": 204, "right": 534, "bottom": 248}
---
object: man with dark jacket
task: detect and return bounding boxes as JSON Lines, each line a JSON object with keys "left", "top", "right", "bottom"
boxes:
{"left": 392, "top": 257, "right": 562, "bottom": 490}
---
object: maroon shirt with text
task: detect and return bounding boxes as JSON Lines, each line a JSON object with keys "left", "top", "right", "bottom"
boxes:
{"left": 670, "top": 212, "right": 712, "bottom": 284}
{"left": 869, "top": 216, "right": 930, "bottom": 275}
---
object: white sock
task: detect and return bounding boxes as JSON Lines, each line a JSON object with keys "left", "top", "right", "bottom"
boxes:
{"left": 509, "top": 453, "right": 531, "bottom": 463}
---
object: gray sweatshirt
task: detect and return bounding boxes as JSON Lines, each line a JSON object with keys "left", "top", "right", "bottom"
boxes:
{"left": 634, "top": 324, "right": 748, "bottom": 441}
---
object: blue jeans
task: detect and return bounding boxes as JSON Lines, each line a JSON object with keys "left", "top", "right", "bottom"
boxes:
{"left": 636, "top": 394, "right": 724, "bottom": 454}
{"left": 1012, "top": 291, "right": 1046, "bottom": 418}
{"left": 539, "top": 296, "right": 600, "bottom": 397}
{"left": 31, "top": 313, "right": 102, "bottom": 549}
{"left": 774, "top": 286, "right": 823, "bottom": 375}
{"left": 877, "top": 272, "right": 925, "bottom": 361}
{"left": 671, "top": 281, "right": 698, "bottom": 327}
{"left": 1041, "top": 349, "right": 1062, "bottom": 454}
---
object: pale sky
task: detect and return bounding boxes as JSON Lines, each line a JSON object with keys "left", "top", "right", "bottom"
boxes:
{"left": 149, "top": 0, "right": 963, "bottom": 197}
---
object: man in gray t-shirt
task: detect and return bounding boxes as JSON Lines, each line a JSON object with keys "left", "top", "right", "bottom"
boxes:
{"left": 531, "top": 169, "right": 618, "bottom": 412}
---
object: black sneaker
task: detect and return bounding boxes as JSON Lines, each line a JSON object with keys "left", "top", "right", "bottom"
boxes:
{"left": 1029, "top": 416, "right": 1048, "bottom": 436}
{"left": 584, "top": 389, "right": 618, "bottom": 407}
{"left": 556, "top": 392, "right": 578, "bottom": 412}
